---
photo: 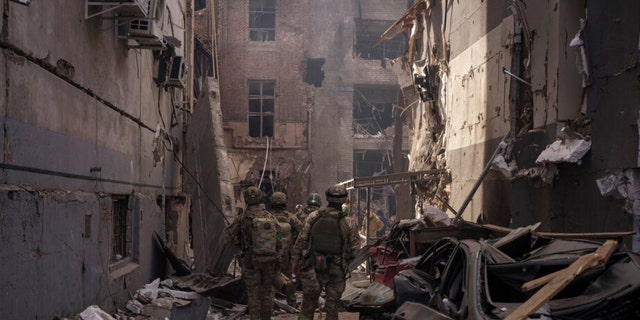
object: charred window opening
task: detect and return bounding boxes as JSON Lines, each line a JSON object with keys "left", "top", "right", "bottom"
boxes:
{"left": 304, "top": 58, "right": 325, "bottom": 87}
{"left": 354, "top": 150, "right": 393, "bottom": 178}
{"left": 249, "top": 0, "right": 275, "bottom": 41}
{"left": 112, "top": 196, "right": 131, "bottom": 262}
{"left": 248, "top": 80, "right": 275, "bottom": 138}
{"left": 194, "top": 0, "right": 206, "bottom": 10}
{"left": 355, "top": 19, "right": 406, "bottom": 60}
{"left": 353, "top": 86, "right": 401, "bottom": 135}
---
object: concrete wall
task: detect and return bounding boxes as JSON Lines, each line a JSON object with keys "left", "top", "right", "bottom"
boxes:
{"left": 0, "top": 187, "right": 167, "bottom": 318}
{"left": 306, "top": 0, "right": 408, "bottom": 196}
{"left": 401, "top": 0, "right": 639, "bottom": 241}
{"left": 216, "top": 0, "right": 312, "bottom": 207}
{"left": 0, "top": 0, "right": 190, "bottom": 317}
{"left": 446, "top": 12, "right": 514, "bottom": 224}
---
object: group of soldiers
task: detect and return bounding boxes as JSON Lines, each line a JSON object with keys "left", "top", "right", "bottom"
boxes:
{"left": 226, "top": 183, "right": 362, "bottom": 320}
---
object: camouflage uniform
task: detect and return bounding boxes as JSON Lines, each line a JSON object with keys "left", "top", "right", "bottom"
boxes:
{"left": 293, "top": 185, "right": 361, "bottom": 320}
{"left": 270, "top": 192, "right": 303, "bottom": 306}
{"left": 363, "top": 210, "right": 384, "bottom": 245}
{"left": 296, "top": 193, "right": 322, "bottom": 223}
{"left": 226, "top": 187, "right": 282, "bottom": 320}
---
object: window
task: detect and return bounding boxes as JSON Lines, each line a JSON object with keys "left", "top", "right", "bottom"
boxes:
{"left": 249, "top": 0, "right": 275, "bottom": 41}
{"left": 355, "top": 19, "right": 407, "bottom": 60}
{"left": 112, "top": 196, "right": 131, "bottom": 262}
{"left": 248, "top": 80, "right": 275, "bottom": 137}
{"left": 353, "top": 86, "right": 401, "bottom": 135}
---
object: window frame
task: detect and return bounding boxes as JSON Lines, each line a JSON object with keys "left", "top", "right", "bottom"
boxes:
{"left": 111, "top": 196, "right": 131, "bottom": 262}
{"left": 248, "top": 80, "right": 275, "bottom": 138}
{"left": 249, "top": 0, "right": 276, "bottom": 41}
{"left": 355, "top": 19, "right": 407, "bottom": 60}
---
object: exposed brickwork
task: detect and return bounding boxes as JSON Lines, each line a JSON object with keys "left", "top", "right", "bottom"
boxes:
{"left": 217, "top": 0, "right": 307, "bottom": 138}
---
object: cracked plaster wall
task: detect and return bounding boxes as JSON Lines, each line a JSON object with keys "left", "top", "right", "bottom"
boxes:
{"left": 404, "top": 0, "right": 640, "bottom": 240}
{"left": 0, "top": 0, "right": 190, "bottom": 317}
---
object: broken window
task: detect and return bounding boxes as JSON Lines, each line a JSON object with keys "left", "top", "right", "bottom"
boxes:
{"left": 355, "top": 19, "right": 406, "bottom": 60}
{"left": 353, "top": 86, "right": 401, "bottom": 135}
{"left": 249, "top": 0, "right": 275, "bottom": 41}
{"left": 304, "top": 58, "right": 325, "bottom": 87}
{"left": 248, "top": 80, "right": 275, "bottom": 137}
{"left": 353, "top": 150, "right": 393, "bottom": 178}
{"left": 112, "top": 196, "right": 131, "bottom": 262}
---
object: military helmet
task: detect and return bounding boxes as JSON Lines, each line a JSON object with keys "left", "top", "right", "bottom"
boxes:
{"left": 307, "top": 193, "right": 322, "bottom": 207}
{"left": 244, "top": 186, "right": 262, "bottom": 205}
{"left": 325, "top": 184, "right": 348, "bottom": 203}
{"left": 270, "top": 191, "right": 287, "bottom": 207}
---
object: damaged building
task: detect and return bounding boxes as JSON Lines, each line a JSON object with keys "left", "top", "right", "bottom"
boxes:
{"left": 213, "top": 0, "right": 412, "bottom": 216}
{"left": 3, "top": 0, "right": 640, "bottom": 319}
{"left": 371, "top": 0, "right": 640, "bottom": 251}
{"left": 0, "top": 0, "right": 226, "bottom": 318}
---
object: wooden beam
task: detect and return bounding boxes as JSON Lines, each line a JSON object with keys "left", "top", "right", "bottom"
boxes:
{"left": 506, "top": 240, "right": 618, "bottom": 320}
{"left": 521, "top": 239, "right": 618, "bottom": 292}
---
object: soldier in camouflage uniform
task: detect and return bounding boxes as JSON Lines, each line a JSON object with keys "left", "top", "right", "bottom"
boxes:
{"left": 226, "top": 186, "right": 282, "bottom": 320}
{"left": 296, "top": 192, "right": 322, "bottom": 222}
{"left": 269, "top": 191, "right": 303, "bottom": 306}
{"left": 292, "top": 184, "right": 361, "bottom": 320}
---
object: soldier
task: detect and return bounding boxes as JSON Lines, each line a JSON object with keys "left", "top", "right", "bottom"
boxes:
{"left": 269, "top": 191, "right": 303, "bottom": 307}
{"left": 296, "top": 192, "right": 322, "bottom": 222}
{"left": 225, "top": 186, "right": 282, "bottom": 320}
{"left": 292, "top": 184, "right": 361, "bottom": 320}
{"left": 362, "top": 208, "right": 384, "bottom": 245}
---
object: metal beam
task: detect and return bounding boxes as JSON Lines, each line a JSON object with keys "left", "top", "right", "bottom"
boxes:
{"left": 340, "top": 169, "right": 445, "bottom": 190}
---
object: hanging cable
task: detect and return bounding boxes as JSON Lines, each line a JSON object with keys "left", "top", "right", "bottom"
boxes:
{"left": 172, "top": 150, "right": 230, "bottom": 225}
{"left": 258, "top": 136, "right": 270, "bottom": 189}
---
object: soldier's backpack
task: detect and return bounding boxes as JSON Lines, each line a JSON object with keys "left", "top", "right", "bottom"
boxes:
{"left": 244, "top": 209, "right": 279, "bottom": 263}
{"left": 309, "top": 209, "right": 345, "bottom": 256}
{"left": 274, "top": 211, "right": 293, "bottom": 253}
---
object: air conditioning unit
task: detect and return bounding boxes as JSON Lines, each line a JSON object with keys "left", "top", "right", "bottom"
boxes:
{"left": 86, "top": 0, "right": 151, "bottom": 18}
{"left": 113, "top": 0, "right": 150, "bottom": 18}
{"left": 128, "top": 0, "right": 166, "bottom": 47}
{"left": 166, "top": 56, "right": 187, "bottom": 88}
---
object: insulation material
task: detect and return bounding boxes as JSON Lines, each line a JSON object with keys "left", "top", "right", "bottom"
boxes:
{"left": 596, "top": 171, "right": 628, "bottom": 199}
{"left": 535, "top": 139, "right": 591, "bottom": 164}
{"left": 491, "top": 154, "right": 517, "bottom": 180}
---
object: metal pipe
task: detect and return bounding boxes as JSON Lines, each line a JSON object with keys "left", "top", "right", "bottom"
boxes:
{"left": 452, "top": 132, "right": 510, "bottom": 224}
{"left": 503, "top": 67, "right": 531, "bottom": 87}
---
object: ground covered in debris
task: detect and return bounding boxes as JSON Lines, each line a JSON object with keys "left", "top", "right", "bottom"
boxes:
{"left": 69, "top": 219, "right": 640, "bottom": 320}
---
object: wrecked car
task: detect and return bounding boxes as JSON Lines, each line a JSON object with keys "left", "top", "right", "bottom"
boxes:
{"left": 392, "top": 233, "right": 640, "bottom": 319}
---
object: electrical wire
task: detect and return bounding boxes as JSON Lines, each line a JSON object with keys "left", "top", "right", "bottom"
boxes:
{"left": 258, "top": 136, "right": 270, "bottom": 189}
{"left": 171, "top": 150, "right": 229, "bottom": 225}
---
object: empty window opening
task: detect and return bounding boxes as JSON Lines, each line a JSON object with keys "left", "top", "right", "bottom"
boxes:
{"left": 353, "top": 86, "right": 402, "bottom": 136}
{"left": 249, "top": 0, "right": 276, "bottom": 41}
{"left": 354, "top": 150, "right": 393, "bottom": 178}
{"left": 304, "top": 58, "right": 325, "bottom": 87}
{"left": 355, "top": 19, "right": 407, "bottom": 60}
{"left": 112, "top": 196, "right": 131, "bottom": 262}
{"left": 248, "top": 80, "right": 275, "bottom": 137}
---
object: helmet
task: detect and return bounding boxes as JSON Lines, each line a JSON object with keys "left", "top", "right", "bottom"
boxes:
{"left": 325, "top": 184, "right": 347, "bottom": 204}
{"left": 270, "top": 192, "right": 287, "bottom": 207}
{"left": 307, "top": 193, "right": 322, "bottom": 207}
{"left": 243, "top": 186, "right": 262, "bottom": 205}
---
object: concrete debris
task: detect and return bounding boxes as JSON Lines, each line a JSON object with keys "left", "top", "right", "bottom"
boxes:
{"left": 358, "top": 220, "right": 640, "bottom": 319}
{"left": 79, "top": 305, "right": 116, "bottom": 320}
{"left": 569, "top": 18, "right": 591, "bottom": 88}
{"left": 535, "top": 138, "right": 591, "bottom": 164}
{"left": 422, "top": 205, "right": 451, "bottom": 226}
{"left": 491, "top": 154, "right": 517, "bottom": 180}
{"left": 344, "top": 281, "right": 394, "bottom": 307}
{"left": 596, "top": 171, "right": 629, "bottom": 199}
